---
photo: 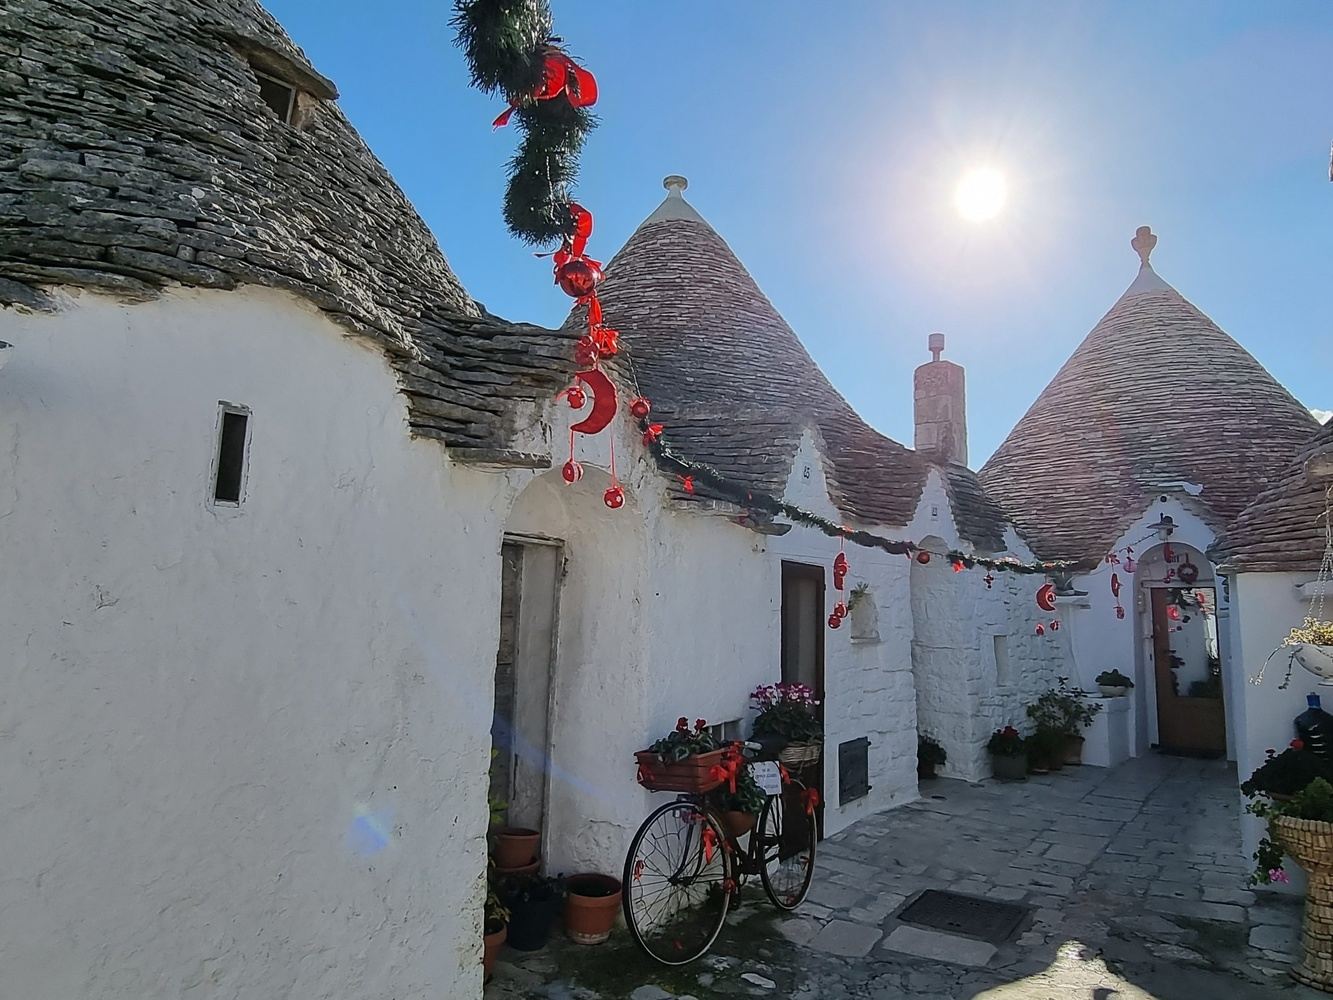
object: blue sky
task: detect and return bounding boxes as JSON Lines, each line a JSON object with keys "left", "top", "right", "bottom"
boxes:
{"left": 268, "top": 1, "right": 1332, "bottom": 464}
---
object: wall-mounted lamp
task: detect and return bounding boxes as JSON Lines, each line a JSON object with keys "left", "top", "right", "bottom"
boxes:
{"left": 1147, "top": 514, "right": 1175, "bottom": 540}
{"left": 0, "top": 341, "right": 11, "bottom": 373}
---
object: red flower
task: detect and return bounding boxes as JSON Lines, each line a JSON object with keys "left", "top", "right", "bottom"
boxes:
{"left": 695, "top": 718, "right": 708, "bottom": 733}
{"left": 676, "top": 717, "right": 689, "bottom": 733}
{"left": 1291, "top": 739, "right": 1305, "bottom": 751}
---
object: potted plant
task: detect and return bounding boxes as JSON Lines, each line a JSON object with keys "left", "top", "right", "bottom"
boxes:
{"left": 987, "top": 726, "right": 1028, "bottom": 781}
{"left": 918, "top": 735, "right": 946, "bottom": 780}
{"left": 483, "top": 879, "right": 509, "bottom": 980}
{"left": 635, "top": 717, "right": 728, "bottom": 792}
{"left": 1286, "top": 618, "right": 1333, "bottom": 682}
{"left": 564, "top": 873, "right": 622, "bottom": 945}
{"left": 750, "top": 683, "right": 822, "bottom": 767}
{"left": 492, "top": 827, "right": 541, "bottom": 871}
{"left": 1246, "top": 776, "right": 1333, "bottom": 990}
{"left": 1027, "top": 677, "right": 1103, "bottom": 765}
{"left": 1242, "top": 741, "right": 1333, "bottom": 800}
{"left": 1095, "top": 670, "right": 1134, "bottom": 697}
{"left": 1026, "top": 727, "right": 1065, "bottom": 772}
{"left": 717, "top": 762, "right": 768, "bottom": 836}
{"left": 502, "top": 873, "right": 564, "bottom": 952}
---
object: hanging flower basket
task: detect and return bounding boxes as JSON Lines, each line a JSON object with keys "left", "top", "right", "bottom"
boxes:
{"left": 1274, "top": 815, "right": 1333, "bottom": 991}
{"left": 1293, "top": 644, "right": 1333, "bottom": 683}
{"left": 634, "top": 748, "right": 729, "bottom": 793}
{"left": 778, "top": 741, "right": 822, "bottom": 767}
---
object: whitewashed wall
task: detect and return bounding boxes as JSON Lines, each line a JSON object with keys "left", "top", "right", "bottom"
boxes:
{"left": 0, "top": 288, "right": 509, "bottom": 999}
{"left": 1231, "top": 570, "right": 1322, "bottom": 895}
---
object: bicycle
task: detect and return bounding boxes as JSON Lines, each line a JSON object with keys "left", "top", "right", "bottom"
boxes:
{"left": 622, "top": 740, "right": 818, "bottom": 965}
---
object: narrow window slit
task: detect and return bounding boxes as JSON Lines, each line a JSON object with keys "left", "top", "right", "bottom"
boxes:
{"left": 214, "top": 407, "right": 250, "bottom": 504}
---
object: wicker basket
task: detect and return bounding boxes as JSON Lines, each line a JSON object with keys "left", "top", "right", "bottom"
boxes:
{"left": 1275, "top": 815, "right": 1333, "bottom": 993}
{"left": 634, "top": 748, "right": 728, "bottom": 793}
{"left": 777, "top": 741, "right": 822, "bottom": 767}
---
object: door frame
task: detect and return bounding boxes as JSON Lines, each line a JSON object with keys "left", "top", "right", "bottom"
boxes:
{"left": 1147, "top": 583, "right": 1225, "bottom": 755}
{"left": 780, "top": 560, "right": 826, "bottom": 832}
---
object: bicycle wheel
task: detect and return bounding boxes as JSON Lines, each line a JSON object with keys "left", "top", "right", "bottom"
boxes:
{"left": 622, "top": 800, "right": 732, "bottom": 965}
{"left": 757, "top": 782, "right": 816, "bottom": 911}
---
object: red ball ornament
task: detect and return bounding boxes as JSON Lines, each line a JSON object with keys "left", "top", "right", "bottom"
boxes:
{"left": 629, "top": 396, "right": 652, "bottom": 419}
{"left": 833, "top": 601, "right": 848, "bottom": 619}
{"left": 951, "top": 559, "right": 965, "bottom": 573}
{"left": 1049, "top": 619, "right": 1061, "bottom": 632}
{"left": 827, "top": 613, "right": 842, "bottom": 629}
{"left": 603, "top": 485, "right": 625, "bottom": 510}
{"left": 915, "top": 551, "right": 931, "bottom": 565}
{"left": 1167, "top": 604, "right": 1182, "bottom": 622}
{"left": 1035, "top": 623, "right": 1046, "bottom": 636}
{"left": 561, "top": 459, "right": 584, "bottom": 484}
{"left": 565, "top": 385, "right": 586, "bottom": 409}
{"left": 556, "top": 258, "right": 602, "bottom": 298}
{"left": 984, "top": 573, "right": 995, "bottom": 590}
{"left": 1115, "top": 605, "right": 1126, "bottom": 620}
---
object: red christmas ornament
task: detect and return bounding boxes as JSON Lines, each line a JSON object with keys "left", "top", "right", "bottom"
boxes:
{"left": 556, "top": 258, "right": 602, "bottom": 299}
{"left": 603, "top": 485, "right": 625, "bottom": 510}
{"left": 1177, "top": 560, "right": 1200, "bottom": 585}
{"left": 574, "top": 336, "right": 599, "bottom": 367}
{"left": 827, "top": 613, "right": 842, "bottom": 629}
{"left": 951, "top": 559, "right": 965, "bottom": 573}
{"left": 1049, "top": 619, "right": 1061, "bottom": 632}
{"left": 564, "top": 385, "right": 586, "bottom": 409}
{"left": 1167, "top": 604, "right": 1182, "bottom": 621}
{"left": 679, "top": 475, "right": 695, "bottom": 494}
{"left": 629, "top": 396, "right": 652, "bottom": 419}
{"left": 561, "top": 459, "right": 584, "bottom": 484}
{"left": 569, "top": 369, "right": 618, "bottom": 436}
{"left": 833, "top": 602, "right": 848, "bottom": 619}
{"left": 1035, "top": 583, "right": 1057, "bottom": 612}
{"left": 1115, "top": 605, "right": 1126, "bottom": 620}
{"left": 915, "top": 551, "right": 932, "bottom": 565}
{"left": 984, "top": 573, "right": 995, "bottom": 590}
{"left": 1035, "top": 623, "right": 1046, "bottom": 636}
{"left": 592, "top": 326, "right": 619, "bottom": 357}
{"left": 833, "top": 552, "right": 849, "bottom": 575}
{"left": 1110, "top": 572, "right": 1122, "bottom": 599}
{"left": 1163, "top": 543, "right": 1175, "bottom": 563}
{"left": 642, "top": 423, "right": 664, "bottom": 446}
{"left": 492, "top": 49, "right": 599, "bottom": 128}
{"left": 833, "top": 571, "right": 845, "bottom": 591}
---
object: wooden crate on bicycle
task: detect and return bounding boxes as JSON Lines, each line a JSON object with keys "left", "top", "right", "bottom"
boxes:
{"left": 634, "top": 748, "right": 729, "bottom": 793}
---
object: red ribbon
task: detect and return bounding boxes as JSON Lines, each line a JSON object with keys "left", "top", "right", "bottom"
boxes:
{"left": 702, "top": 825, "right": 717, "bottom": 863}
{"left": 492, "top": 50, "right": 599, "bottom": 128}
{"left": 803, "top": 787, "right": 821, "bottom": 816}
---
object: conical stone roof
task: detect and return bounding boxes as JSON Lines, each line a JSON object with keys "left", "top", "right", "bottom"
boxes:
{"left": 0, "top": 0, "right": 575, "bottom": 457}
{"left": 979, "top": 228, "right": 1318, "bottom": 562}
{"left": 582, "top": 177, "right": 1007, "bottom": 545}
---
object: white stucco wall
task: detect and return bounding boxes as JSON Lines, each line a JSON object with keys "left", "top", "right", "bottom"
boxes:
{"left": 1231, "top": 570, "right": 1322, "bottom": 893}
{"left": 0, "top": 288, "right": 509, "bottom": 999}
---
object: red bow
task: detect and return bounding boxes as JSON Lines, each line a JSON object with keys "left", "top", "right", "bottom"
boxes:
{"left": 803, "top": 787, "right": 821, "bottom": 816}
{"left": 492, "top": 50, "right": 599, "bottom": 128}
{"left": 702, "top": 824, "right": 717, "bottom": 863}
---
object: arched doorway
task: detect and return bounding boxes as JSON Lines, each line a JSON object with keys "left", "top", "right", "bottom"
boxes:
{"left": 1134, "top": 542, "right": 1225, "bottom": 756}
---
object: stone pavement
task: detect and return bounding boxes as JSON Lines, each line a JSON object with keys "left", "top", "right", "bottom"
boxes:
{"left": 486, "top": 755, "right": 1321, "bottom": 999}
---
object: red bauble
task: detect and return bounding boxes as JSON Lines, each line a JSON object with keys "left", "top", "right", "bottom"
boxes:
{"left": 556, "top": 258, "right": 602, "bottom": 298}
{"left": 833, "top": 602, "right": 848, "bottom": 619}
{"left": 951, "top": 559, "right": 965, "bottom": 573}
{"left": 1049, "top": 619, "right": 1061, "bottom": 632}
{"left": 603, "top": 485, "right": 625, "bottom": 509}
{"left": 1115, "top": 605, "right": 1126, "bottom": 620}
{"left": 984, "top": 573, "right": 995, "bottom": 590}
{"left": 565, "top": 385, "right": 586, "bottom": 409}
{"left": 1167, "top": 604, "right": 1182, "bottom": 621}
{"left": 629, "top": 396, "right": 651, "bottom": 419}
{"left": 679, "top": 475, "right": 695, "bottom": 494}
{"left": 1035, "top": 623, "right": 1046, "bottom": 636}
{"left": 561, "top": 459, "right": 584, "bottom": 484}
{"left": 915, "top": 551, "right": 931, "bottom": 565}
{"left": 827, "top": 613, "right": 842, "bottom": 629}
{"left": 642, "top": 423, "right": 664, "bottom": 446}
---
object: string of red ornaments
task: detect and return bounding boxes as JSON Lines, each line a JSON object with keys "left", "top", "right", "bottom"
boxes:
{"left": 828, "top": 541, "right": 850, "bottom": 629}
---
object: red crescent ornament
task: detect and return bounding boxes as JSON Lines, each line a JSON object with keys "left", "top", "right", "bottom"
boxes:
{"left": 561, "top": 459, "right": 584, "bottom": 484}
{"left": 603, "top": 485, "right": 625, "bottom": 510}
{"left": 555, "top": 258, "right": 602, "bottom": 299}
{"left": 629, "top": 396, "right": 651, "bottom": 419}
{"left": 827, "top": 613, "right": 842, "bottom": 629}
{"left": 833, "top": 552, "right": 849, "bottom": 574}
{"left": 570, "top": 369, "right": 618, "bottom": 436}
{"left": 915, "top": 551, "right": 932, "bottom": 565}
{"left": 1035, "top": 583, "right": 1057, "bottom": 612}
{"left": 1110, "top": 572, "right": 1122, "bottom": 599}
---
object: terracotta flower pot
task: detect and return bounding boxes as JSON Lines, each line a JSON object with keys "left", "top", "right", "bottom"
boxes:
{"left": 721, "top": 810, "right": 756, "bottom": 837}
{"left": 563, "top": 873, "right": 622, "bottom": 945}
{"left": 482, "top": 924, "right": 506, "bottom": 981}
{"left": 1063, "top": 736, "right": 1085, "bottom": 766}
{"left": 991, "top": 753, "right": 1028, "bottom": 781}
{"left": 493, "top": 858, "right": 540, "bottom": 880}
{"left": 492, "top": 827, "right": 540, "bottom": 869}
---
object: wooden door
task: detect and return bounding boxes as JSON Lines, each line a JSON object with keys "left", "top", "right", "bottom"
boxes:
{"left": 780, "top": 562, "right": 825, "bottom": 827}
{"left": 1151, "top": 587, "right": 1226, "bottom": 756}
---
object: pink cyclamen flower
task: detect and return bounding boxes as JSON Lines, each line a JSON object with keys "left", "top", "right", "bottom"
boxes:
{"left": 1269, "top": 868, "right": 1290, "bottom": 884}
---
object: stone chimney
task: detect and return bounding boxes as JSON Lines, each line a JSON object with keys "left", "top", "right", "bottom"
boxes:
{"left": 913, "top": 333, "right": 968, "bottom": 466}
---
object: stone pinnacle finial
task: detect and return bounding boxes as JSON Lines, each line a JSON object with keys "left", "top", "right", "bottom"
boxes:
{"left": 928, "top": 332, "right": 945, "bottom": 362}
{"left": 1132, "top": 225, "right": 1157, "bottom": 267}
{"left": 663, "top": 175, "right": 688, "bottom": 195}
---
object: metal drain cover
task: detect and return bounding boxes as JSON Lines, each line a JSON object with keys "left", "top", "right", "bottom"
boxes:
{"left": 895, "top": 890, "right": 1028, "bottom": 944}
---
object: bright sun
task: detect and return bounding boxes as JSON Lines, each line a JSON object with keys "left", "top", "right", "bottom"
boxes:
{"left": 954, "top": 166, "right": 1008, "bottom": 222}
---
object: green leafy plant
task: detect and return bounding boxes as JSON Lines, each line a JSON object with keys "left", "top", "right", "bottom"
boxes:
{"left": 485, "top": 879, "right": 510, "bottom": 933}
{"left": 918, "top": 735, "right": 947, "bottom": 767}
{"left": 750, "top": 683, "right": 821, "bottom": 744}
{"left": 488, "top": 749, "right": 507, "bottom": 828}
{"left": 648, "top": 717, "right": 720, "bottom": 761}
{"left": 1026, "top": 677, "right": 1103, "bottom": 737}
{"left": 987, "top": 726, "right": 1026, "bottom": 758}
{"left": 718, "top": 765, "right": 767, "bottom": 816}
{"left": 1247, "top": 776, "right": 1333, "bottom": 885}
{"left": 1242, "top": 742, "right": 1333, "bottom": 798}
{"left": 1095, "top": 670, "right": 1133, "bottom": 689}
{"left": 846, "top": 582, "right": 871, "bottom": 612}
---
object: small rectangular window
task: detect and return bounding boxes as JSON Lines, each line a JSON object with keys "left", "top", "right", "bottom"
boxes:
{"left": 709, "top": 720, "right": 742, "bottom": 744}
{"left": 213, "top": 405, "right": 250, "bottom": 505}
{"left": 255, "top": 72, "right": 296, "bottom": 123}
{"left": 993, "top": 635, "right": 1013, "bottom": 686}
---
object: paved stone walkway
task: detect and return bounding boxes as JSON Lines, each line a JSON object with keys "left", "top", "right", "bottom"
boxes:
{"left": 486, "top": 756, "right": 1321, "bottom": 999}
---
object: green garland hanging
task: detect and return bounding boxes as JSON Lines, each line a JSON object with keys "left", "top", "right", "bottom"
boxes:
{"left": 452, "top": 0, "right": 597, "bottom": 246}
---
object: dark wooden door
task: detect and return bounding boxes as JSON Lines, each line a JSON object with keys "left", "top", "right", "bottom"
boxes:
{"left": 1151, "top": 587, "right": 1226, "bottom": 756}
{"left": 780, "top": 562, "right": 825, "bottom": 828}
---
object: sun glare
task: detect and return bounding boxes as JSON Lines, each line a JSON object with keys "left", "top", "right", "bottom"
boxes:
{"left": 954, "top": 166, "right": 1008, "bottom": 223}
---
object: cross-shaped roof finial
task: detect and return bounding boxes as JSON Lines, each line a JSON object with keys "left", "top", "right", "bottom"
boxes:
{"left": 1131, "top": 225, "right": 1157, "bottom": 267}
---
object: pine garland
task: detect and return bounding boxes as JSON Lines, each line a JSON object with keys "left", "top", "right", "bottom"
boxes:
{"left": 452, "top": 0, "right": 595, "bottom": 245}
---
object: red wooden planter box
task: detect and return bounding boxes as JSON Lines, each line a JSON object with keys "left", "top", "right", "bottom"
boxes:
{"left": 634, "top": 748, "right": 728, "bottom": 793}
